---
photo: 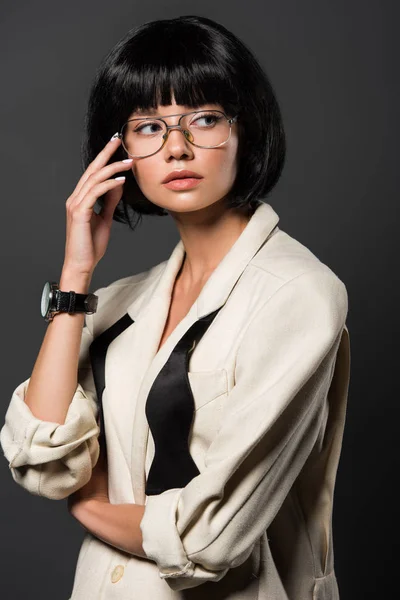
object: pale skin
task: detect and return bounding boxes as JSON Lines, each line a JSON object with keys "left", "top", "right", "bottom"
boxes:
{"left": 68, "top": 92, "right": 252, "bottom": 560}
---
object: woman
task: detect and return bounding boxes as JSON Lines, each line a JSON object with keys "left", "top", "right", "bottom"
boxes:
{"left": 0, "top": 15, "right": 350, "bottom": 600}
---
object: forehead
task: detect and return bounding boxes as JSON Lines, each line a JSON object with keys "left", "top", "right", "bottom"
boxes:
{"left": 129, "top": 103, "right": 223, "bottom": 118}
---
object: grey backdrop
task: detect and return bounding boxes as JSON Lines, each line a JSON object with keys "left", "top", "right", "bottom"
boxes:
{"left": 0, "top": 1, "right": 397, "bottom": 599}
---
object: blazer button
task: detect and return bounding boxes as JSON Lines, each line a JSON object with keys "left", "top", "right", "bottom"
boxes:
{"left": 111, "top": 564, "right": 124, "bottom": 583}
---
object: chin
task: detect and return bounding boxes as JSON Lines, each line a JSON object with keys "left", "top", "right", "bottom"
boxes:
{"left": 154, "top": 196, "right": 217, "bottom": 214}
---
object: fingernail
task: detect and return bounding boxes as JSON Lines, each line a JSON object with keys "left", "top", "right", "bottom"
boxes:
{"left": 115, "top": 176, "right": 126, "bottom": 181}
{"left": 122, "top": 158, "right": 133, "bottom": 163}
{"left": 110, "top": 132, "right": 120, "bottom": 141}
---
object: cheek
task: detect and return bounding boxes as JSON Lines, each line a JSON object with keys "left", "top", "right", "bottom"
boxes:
{"left": 201, "top": 146, "right": 238, "bottom": 176}
{"left": 132, "top": 160, "right": 158, "bottom": 184}
{"left": 217, "top": 147, "right": 239, "bottom": 181}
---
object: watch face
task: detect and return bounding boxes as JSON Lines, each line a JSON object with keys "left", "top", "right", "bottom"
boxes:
{"left": 40, "top": 282, "right": 51, "bottom": 317}
{"left": 41, "top": 281, "right": 58, "bottom": 319}
{"left": 84, "top": 294, "right": 98, "bottom": 314}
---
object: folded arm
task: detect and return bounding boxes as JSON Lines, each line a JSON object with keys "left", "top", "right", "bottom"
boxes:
{"left": 0, "top": 322, "right": 101, "bottom": 500}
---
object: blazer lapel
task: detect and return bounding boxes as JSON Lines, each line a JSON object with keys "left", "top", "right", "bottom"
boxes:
{"left": 90, "top": 201, "right": 280, "bottom": 504}
{"left": 89, "top": 312, "right": 134, "bottom": 456}
{"left": 129, "top": 200, "right": 280, "bottom": 505}
{"left": 97, "top": 241, "right": 186, "bottom": 481}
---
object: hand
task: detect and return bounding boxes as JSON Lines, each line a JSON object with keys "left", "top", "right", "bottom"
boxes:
{"left": 67, "top": 446, "right": 109, "bottom": 516}
{"left": 62, "top": 133, "right": 133, "bottom": 277}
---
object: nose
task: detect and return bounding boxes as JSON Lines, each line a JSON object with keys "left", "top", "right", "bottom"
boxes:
{"left": 162, "top": 124, "right": 194, "bottom": 158}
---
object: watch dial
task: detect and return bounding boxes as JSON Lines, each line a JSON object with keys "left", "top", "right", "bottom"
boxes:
{"left": 41, "top": 282, "right": 50, "bottom": 317}
{"left": 84, "top": 294, "right": 98, "bottom": 313}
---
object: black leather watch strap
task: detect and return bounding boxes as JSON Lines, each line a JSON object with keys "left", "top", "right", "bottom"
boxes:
{"left": 55, "top": 290, "right": 89, "bottom": 313}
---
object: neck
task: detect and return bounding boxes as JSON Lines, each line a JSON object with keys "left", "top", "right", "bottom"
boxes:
{"left": 170, "top": 201, "right": 254, "bottom": 293}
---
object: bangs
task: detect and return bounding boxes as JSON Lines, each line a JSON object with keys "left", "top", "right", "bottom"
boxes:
{"left": 107, "top": 18, "right": 242, "bottom": 126}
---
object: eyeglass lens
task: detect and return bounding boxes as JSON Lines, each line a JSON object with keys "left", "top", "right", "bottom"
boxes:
{"left": 121, "top": 110, "right": 231, "bottom": 157}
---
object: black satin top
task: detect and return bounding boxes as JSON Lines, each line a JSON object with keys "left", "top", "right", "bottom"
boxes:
{"left": 89, "top": 308, "right": 221, "bottom": 495}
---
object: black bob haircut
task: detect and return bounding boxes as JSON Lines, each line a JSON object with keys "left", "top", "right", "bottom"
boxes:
{"left": 81, "top": 15, "right": 286, "bottom": 231}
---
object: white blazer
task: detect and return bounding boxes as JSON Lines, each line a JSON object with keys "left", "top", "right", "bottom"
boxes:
{"left": 0, "top": 200, "right": 351, "bottom": 600}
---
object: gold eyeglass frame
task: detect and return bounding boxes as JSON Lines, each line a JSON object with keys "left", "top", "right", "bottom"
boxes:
{"left": 117, "top": 109, "right": 239, "bottom": 158}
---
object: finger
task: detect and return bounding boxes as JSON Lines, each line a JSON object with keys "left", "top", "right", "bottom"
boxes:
{"left": 99, "top": 180, "right": 125, "bottom": 224}
{"left": 68, "top": 159, "right": 131, "bottom": 211}
{"left": 74, "top": 133, "right": 123, "bottom": 197}
{"left": 69, "top": 178, "right": 126, "bottom": 219}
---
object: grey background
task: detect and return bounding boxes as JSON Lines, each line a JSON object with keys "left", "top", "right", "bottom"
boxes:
{"left": 0, "top": 1, "right": 397, "bottom": 598}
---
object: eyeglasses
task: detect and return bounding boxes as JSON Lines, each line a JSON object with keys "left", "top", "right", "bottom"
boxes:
{"left": 117, "top": 109, "right": 238, "bottom": 158}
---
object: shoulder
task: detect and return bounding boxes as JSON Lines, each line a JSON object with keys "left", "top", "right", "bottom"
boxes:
{"left": 235, "top": 230, "right": 349, "bottom": 371}
{"left": 242, "top": 225, "right": 348, "bottom": 327}
{"left": 100, "top": 260, "right": 166, "bottom": 295}
{"left": 253, "top": 226, "right": 344, "bottom": 282}
{"left": 86, "top": 260, "right": 167, "bottom": 336}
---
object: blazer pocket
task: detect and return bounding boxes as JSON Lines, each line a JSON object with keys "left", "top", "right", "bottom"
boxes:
{"left": 187, "top": 369, "right": 228, "bottom": 411}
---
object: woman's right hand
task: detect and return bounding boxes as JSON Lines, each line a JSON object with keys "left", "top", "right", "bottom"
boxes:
{"left": 62, "top": 134, "right": 133, "bottom": 277}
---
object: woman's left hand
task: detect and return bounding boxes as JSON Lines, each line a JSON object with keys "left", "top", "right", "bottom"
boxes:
{"left": 67, "top": 446, "right": 109, "bottom": 515}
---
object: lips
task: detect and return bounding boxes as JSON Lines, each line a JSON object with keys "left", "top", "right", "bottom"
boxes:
{"left": 162, "top": 170, "right": 203, "bottom": 183}
{"left": 163, "top": 177, "right": 202, "bottom": 190}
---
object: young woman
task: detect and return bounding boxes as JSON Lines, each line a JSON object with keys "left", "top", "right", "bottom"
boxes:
{"left": 0, "top": 15, "right": 350, "bottom": 600}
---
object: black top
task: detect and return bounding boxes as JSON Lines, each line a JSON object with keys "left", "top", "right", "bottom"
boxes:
{"left": 145, "top": 308, "right": 221, "bottom": 495}
{"left": 88, "top": 308, "right": 222, "bottom": 495}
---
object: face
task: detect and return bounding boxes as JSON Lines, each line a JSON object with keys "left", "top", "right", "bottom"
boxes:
{"left": 125, "top": 95, "right": 239, "bottom": 215}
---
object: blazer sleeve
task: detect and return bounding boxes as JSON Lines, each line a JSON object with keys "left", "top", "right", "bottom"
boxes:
{"left": 139, "top": 268, "right": 349, "bottom": 591}
{"left": 0, "top": 312, "right": 100, "bottom": 500}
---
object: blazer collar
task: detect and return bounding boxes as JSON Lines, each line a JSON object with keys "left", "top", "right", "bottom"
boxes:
{"left": 126, "top": 200, "right": 280, "bottom": 324}
{"left": 125, "top": 200, "right": 280, "bottom": 504}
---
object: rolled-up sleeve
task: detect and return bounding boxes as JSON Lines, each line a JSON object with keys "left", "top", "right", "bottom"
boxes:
{"left": 0, "top": 315, "right": 100, "bottom": 500}
{"left": 139, "top": 268, "right": 349, "bottom": 591}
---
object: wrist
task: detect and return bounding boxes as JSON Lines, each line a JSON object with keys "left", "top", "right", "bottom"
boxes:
{"left": 68, "top": 495, "right": 109, "bottom": 519}
{"left": 59, "top": 270, "right": 93, "bottom": 294}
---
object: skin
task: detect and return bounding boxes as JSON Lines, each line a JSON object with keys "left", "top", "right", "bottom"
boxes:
{"left": 126, "top": 93, "right": 251, "bottom": 293}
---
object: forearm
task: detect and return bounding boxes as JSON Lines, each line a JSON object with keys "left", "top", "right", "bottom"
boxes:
{"left": 71, "top": 498, "right": 148, "bottom": 559}
{"left": 24, "top": 270, "right": 93, "bottom": 424}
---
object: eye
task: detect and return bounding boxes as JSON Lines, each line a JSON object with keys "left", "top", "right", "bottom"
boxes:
{"left": 191, "top": 113, "right": 222, "bottom": 128}
{"left": 134, "top": 121, "right": 163, "bottom": 135}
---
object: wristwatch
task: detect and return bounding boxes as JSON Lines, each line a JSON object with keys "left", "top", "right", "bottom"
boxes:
{"left": 41, "top": 281, "right": 98, "bottom": 322}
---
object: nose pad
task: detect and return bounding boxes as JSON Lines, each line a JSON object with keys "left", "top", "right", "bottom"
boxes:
{"left": 183, "top": 129, "right": 194, "bottom": 143}
{"left": 162, "top": 128, "right": 194, "bottom": 144}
